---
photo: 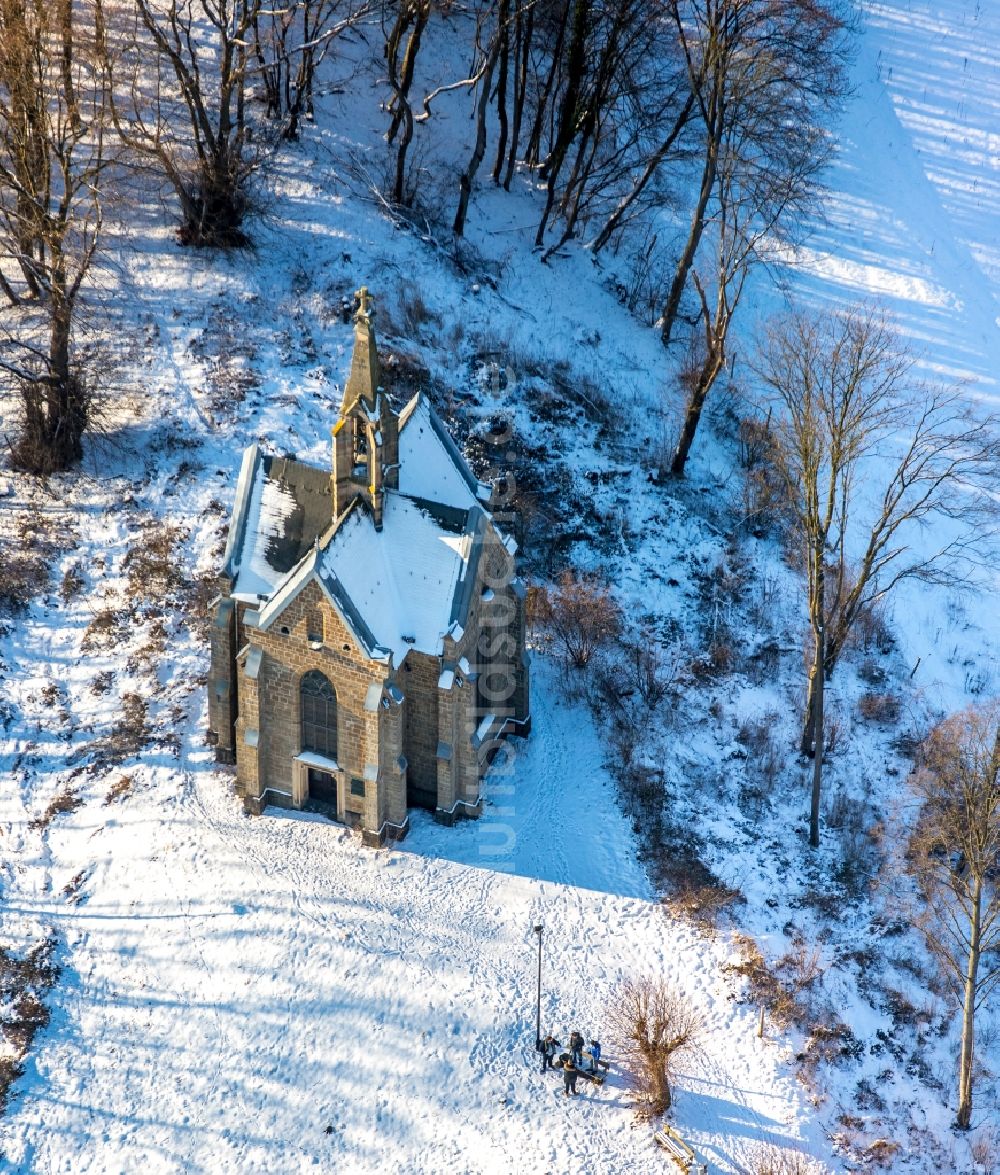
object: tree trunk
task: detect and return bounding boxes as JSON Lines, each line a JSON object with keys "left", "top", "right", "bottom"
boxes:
{"left": 387, "top": 4, "right": 426, "bottom": 144}
{"left": 669, "top": 345, "right": 724, "bottom": 477}
{"left": 801, "top": 632, "right": 839, "bottom": 753}
{"left": 491, "top": 0, "right": 510, "bottom": 184}
{"left": 800, "top": 669, "right": 818, "bottom": 756}
{"left": 651, "top": 1060, "right": 671, "bottom": 1113}
{"left": 525, "top": 0, "right": 569, "bottom": 167}
{"left": 956, "top": 883, "right": 981, "bottom": 1129}
{"left": 591, "top": 90, "right": 695, "bottom": 253}
{"left": 16, "top": 284, "right": 86, "bottom": 474}
{"left": 252, "top": 13, "right": 281, "bottom": 120}
{"left": 809, "top": 622, "right": 825, "bottom": 848}
{"left": 59, "top": 0, "right": 81, "bottom": 130}
{"left": 393, "top": 102, "right": 415, "bottom": 205}
{"left": 535, "top": 0, "right": 590, "bottom": 248}
{"left": 453, "top": 37, "right": 500, "bottom": 236}
{"left": 388, "top": 3, "right": 429, "bottom": 205}
{"left": 502, "top": 1, "right": 529, "bottom": 190}
{"left": 661, "top": 128, "right": 719, "bottom": 345}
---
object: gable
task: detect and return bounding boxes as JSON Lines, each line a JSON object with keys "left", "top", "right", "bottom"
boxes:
{"left": 318, "top": 493, "right": 482, "bottom": 665}
{"left": 256, "top": 541, "right": 388, "bottom": 662}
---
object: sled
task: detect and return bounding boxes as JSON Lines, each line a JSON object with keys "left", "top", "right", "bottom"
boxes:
{"left": 653, "top": 1124, "right": 705, "bottom": 1174}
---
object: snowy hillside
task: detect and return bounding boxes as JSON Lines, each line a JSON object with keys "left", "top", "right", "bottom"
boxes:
{"left": 2, "top": 1, "right": 1000, "bottom": 1172}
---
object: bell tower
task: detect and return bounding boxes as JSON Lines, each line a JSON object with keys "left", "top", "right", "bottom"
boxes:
{"left": 332, "top": 287, "right": 399, "bottom": 529}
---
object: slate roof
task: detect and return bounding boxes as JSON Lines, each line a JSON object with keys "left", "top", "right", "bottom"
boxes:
{"left": 225, "top": 396, "right": 492, "bottom": 665}
{"left": 224, "top": 447, "right": 333, "bottom": 603}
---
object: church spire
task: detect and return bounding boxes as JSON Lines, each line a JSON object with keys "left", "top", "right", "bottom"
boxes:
{"left": 331, "top": 285, "right": 399, "bottom": 530}
{"left": 340, "top": 285, "right": 381, "bottom": 414}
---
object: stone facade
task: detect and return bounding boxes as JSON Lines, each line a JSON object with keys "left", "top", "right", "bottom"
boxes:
{"left": 207, "top": 288, "right": 530, "bottom": 846}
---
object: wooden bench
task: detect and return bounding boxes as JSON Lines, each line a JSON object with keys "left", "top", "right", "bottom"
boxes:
{"left": 653, "top": 1125, "right": 706, "bottom": 1173}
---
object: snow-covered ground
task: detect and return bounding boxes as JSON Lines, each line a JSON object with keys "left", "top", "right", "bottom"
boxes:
{"left": 2, "top": 1, "right": 1000, "bottom": 1171}
{"left": 0, "top": 656, "right": 829, "bottom": 1174}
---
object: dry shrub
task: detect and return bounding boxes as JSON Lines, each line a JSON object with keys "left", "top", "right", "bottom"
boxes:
{"left": 606, "top": 976, "right": 702, "bottom": 1116}
{"left": 0, "top": 1056, "right": 25, "bottom": 1115}
{"left": 725, "top": 934, "right": 806, "bottom": 1029}
{"left": 528, "top": 571, "right": 620, "bottom": 669}
{"left": 745, "top": 638, "right": 781, "bottom": 686}
{"left": 1, "top": 505, "right": 76, "bottom": 614}
{"left": 665, "top": 875, "right": 744, "bottom": 925}
{"left": 737, "top": 415, "right": 773, "bottom": 471}
{"left": 82, "top": 608, "right": 125, "bottom": 652}
{"left": 738, "top": 417, "right": 789, "bottom": 538}
{"left": 186, "top": 571, "right": 220, "bottom": 641}
{"left": 736, "top": 713, "right": 783, "bottom": 786}
{"left": 398, "top": 288, "right": 442, "bottom": 337}
{"left": 742, "top": 1140, "right": 823, "bottom": 1174}
{"left": 971, "top": 1126, "right": 998, "bottom": 1172}
{"left": 109, "top": 694, "right": 148, "bottom": 762}
{"left": 62, "top": 869, "right": 88, "bottom": 899}
{"left": 60, "top": 563, "right": 85, "bottom": 602}
{"left": 0, "top": 544, "right": 48, "bottom": 614}
{"left": 796, "top": 1018, "right": 862, "bottom": 1071}
{"left": 862, "top": 1139, "right": 900, "bottom": 1168}
{"left": 0, "top": 935, "right": 57, "bottom": 1112}
{"left": 857, "top": 692, "right": 901, "bottom": 723}
{"left": 89, "top": 693, "right": 149, "bottom": 770}
{"left": 850, "top": 594, "right": 894, "bottom": 655}
{"left": 3, "top": 992, "right": 49, "bottom": 1053}
{"left": 29, "top": 787, "right": 82, "bottom": 831}
{"left": 104, "top": 774, "right": 133, "bottom": 805}
{"left": 690, "top": 638, "right": 736, "bottom": 680}
{"left": 122, "top": 523, "right": 185, "bottom": 603}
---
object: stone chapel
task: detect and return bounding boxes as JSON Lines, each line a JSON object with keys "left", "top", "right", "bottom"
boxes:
{"left": 207, "top": 288, "right": 530, "bottom": 845}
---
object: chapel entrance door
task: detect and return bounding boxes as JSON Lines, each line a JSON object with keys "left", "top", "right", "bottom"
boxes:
{"left": 308, "top": 767, "right": 338, "bottom": 807}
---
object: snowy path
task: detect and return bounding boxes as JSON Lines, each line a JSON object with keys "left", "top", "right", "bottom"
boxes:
{"left": 405, "top": 656, "right": 650, "bottom": 898}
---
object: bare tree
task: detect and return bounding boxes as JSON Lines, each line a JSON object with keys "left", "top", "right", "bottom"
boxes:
{"left": 667, "top": 57, "right": 837, "bottom": 479}
{"left": 606, "top": 975, "right": 701, "bottom": 1115}
{"left": 452, "top": 8, "right": 502, "bottom": 236}
{"left": 384, "top": 0, "right": 430, "bottom": 206}
{"left": 906, "top": 704, "right": 1000, "bottom": 1130}
{"left": 659, "top": 0, "right": 848, "bottom": 347}
{"left": 500, "top": 0, "right": 532, "bottom": 190}
{"left": 0, "top": 0, "right": 112, "bottom": 473}
{"left": 250, "top": 0, "right": 370, "bottom": 141}
{"left": 753, "top": 305, "right": 998, "bottom": 847}
{"left": 739, "top": 1142, "right": 823, "bottom": 1175}
{"left": 533, "top": 0, "right": 589, "bottom": 247}
{"left": 527, "top": 571, "right": 620, "bottom": 669}
{"left": 111, "top": 0, "right": 264, "bottom": 246}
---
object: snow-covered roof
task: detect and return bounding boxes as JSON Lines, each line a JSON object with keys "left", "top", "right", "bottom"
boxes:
{"left": 398, "top": 393, "right": 490, "bottom": 510}
{"left": 256, "top": 533, "right": 387, "bottom": 662}
{"left": 317, "top": 493, "right": 484, "bottom": 664}
{"left": 224, "top": 393, "right": 493, "bottom": 661}
{"left": 225, "top": 448, "right": 333, "bottom": 603}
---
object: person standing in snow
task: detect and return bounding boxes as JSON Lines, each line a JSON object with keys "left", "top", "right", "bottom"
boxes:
{"left": 562, "top": 1057, "right": 579, "bottom": 1097}
{"left": 569, "top": 1030, "right": 584, "bottom": 1067}
{"left": 540, "top": 1035, "right": 559, "bottom": 1073}
{"left": 588, "top": 1039, "right": 602, "bottom": 1073}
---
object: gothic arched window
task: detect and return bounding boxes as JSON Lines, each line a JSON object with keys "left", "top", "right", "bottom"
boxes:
{"left": 300, "top": 670, "right": 338, "bottom": 759}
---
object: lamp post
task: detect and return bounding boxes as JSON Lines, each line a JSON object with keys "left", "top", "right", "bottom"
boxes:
{"left": 533, "top": 924, "right": 543, "bottom": 1050}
